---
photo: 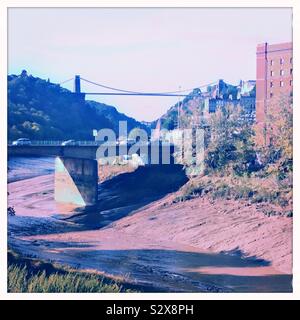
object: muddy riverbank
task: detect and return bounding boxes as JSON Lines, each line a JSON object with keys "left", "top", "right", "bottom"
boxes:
{"left": 7, "top": 158, "right": 292, "bottom": 292}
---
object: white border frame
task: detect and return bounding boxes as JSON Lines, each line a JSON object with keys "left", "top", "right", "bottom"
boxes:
{"left": 1, "top": 0, "right": 299, "bottom": 300}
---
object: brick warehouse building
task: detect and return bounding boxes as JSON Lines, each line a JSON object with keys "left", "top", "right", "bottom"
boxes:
{"left": 256, "top": 42, "right": 293, "bottom": 124}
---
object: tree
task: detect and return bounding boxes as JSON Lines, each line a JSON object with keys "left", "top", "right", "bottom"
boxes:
{"left": 253, "top": 94, "right": 292, "bottom": 178}
{"left": 8, "top": 72, "right": 149, "bottom": 141}
{"left": 205, "top": 104, "right": 257, "bottom": 175}
{"left": 21, "top": 70, "right": 28, "bottom": 77}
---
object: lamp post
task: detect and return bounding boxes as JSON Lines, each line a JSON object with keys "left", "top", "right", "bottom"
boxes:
{"left": 177, "top": 86, "right": 181, "bottom": 129}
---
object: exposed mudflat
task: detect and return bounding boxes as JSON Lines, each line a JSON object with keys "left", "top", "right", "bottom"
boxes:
{"left": 8, "top": 159, "right": 292, "bottom": 292}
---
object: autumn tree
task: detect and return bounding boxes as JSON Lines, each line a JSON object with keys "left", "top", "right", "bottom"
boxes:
{"left": 253, "top": 94, "right": 292, "bottom": 179}
{"left": 205, "top": 104, "right": 257, "bottom": 175}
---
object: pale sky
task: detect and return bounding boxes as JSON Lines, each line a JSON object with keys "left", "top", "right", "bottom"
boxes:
{"left": 8, "top": 8, "right": 292, "bottom": 121}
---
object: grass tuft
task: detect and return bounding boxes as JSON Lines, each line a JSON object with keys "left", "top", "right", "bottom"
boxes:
{"left": 7, "top": 250, "right": 138, "bottom": 293}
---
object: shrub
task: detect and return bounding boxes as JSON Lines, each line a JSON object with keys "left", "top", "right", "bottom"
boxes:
{"left": 174, "top": 173, "right": 291, "bottom": 210}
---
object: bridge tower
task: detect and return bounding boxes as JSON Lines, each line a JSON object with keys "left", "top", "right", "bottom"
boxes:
{"left": 74, "top": 75, "right": 86, "bottom": 101}
{"left": 74, "top": 75, "right": 81, "bottom": 94}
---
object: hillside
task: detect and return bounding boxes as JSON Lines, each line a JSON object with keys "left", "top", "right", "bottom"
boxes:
{"left": 154, "top": 80, "right": 255, "bottom": 130}
{"left": 155, "top": 88, "right": 203, "bottom": 130}
{"left": 8, "top": 70, "right": 148, "bottom": 141}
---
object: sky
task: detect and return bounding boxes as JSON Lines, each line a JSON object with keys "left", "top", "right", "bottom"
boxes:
{"left": 8, "top": 8, "right": 292, "bottom": 122}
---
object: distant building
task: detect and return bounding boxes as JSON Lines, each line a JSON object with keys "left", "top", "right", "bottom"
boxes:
{"left": 240, "top": 96, "right": 256, "bottom": 122}
{"left": 237, "top": 80, "right": 256, "bottom": 98}
{"left": 256, "top": 42, "right": 293, "bottom": 123}
{"left": 202, "top": 79, "right": 256, "bottom": 124}
{"left": 237, "top": 80, "right": 256, "bottom": 122}
{"left": 204, "top": 97, "right": 239, "bottom": 114}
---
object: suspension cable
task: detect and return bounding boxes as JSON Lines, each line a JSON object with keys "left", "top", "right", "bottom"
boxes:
{"left": 80, "top": 77, "right": 217, "bottom": 95}
{"left": 59, "top": 77, "right": 74, "bottom": 85}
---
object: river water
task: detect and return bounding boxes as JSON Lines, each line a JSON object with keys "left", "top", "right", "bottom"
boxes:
{"left": 7, "top": 156, "right": 293, "bottom": 293}
{"left": 8, "top": 156, "right": 55, "bottom": 183}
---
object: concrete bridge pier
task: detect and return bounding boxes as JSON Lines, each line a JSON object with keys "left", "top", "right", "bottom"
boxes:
{"left": 54, "top": 157, "right": 98, "bottom": 207}
{"left": 8, "top": 143, "right": 175, "bottom": 207}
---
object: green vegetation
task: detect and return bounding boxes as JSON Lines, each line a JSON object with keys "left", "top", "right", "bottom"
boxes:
{"left": 8, "top": 250, "right": 137, "bottom": 293}
{"left": 205, "top": 105, "right": 258, "bottom": 175}
{"left": 158, "top": 96, "right": 204, "bottom": 130}
{"left": 174, "top": 175, "right": 292, "bottom": 215}
{"left": 8, "top": 71, "right": 148, "bottom": 141}
{"left": 175, "top": 95, "right": 293, "bottom": 216}
{"left": 157, "top": 80, "right": 241, "bottom": 130}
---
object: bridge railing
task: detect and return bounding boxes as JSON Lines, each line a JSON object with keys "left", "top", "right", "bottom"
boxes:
{"left": 8, "top": 140, "right": 63, "bottom": 146}
{"left": 8, "top": 140, "right": 102, "bottom": 146}
{"left": 8, "top": 140, "right": 172, "bottom": 147}
{"left": 32, "top": 140, "right": 64, "bottom": 146}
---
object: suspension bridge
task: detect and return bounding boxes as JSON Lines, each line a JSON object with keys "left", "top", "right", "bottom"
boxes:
{"left": 60, "top": 75, "right": 217, "bottom": 99}
{"left": 9, "top": 76, "right": 214, "bottom": 207}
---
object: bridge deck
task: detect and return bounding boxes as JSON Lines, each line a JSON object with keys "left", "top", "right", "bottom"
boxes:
{"left": 8, "top": 143, "right": 174, "bottom": 160}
